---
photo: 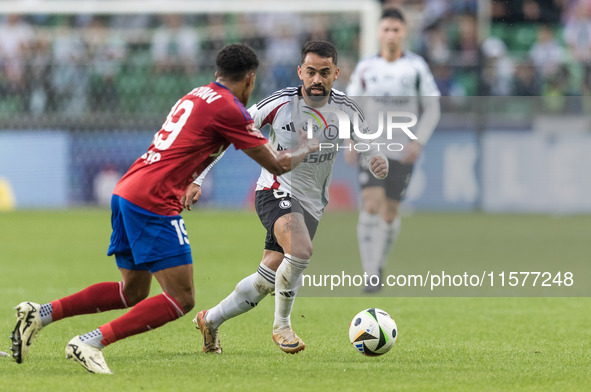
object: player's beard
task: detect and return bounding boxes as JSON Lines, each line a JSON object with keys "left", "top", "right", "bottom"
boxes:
{"left": 305, "top": 84, "right": 328, "bottom": 102}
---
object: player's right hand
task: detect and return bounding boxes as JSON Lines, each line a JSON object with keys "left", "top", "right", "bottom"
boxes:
{"left": 181, "top": 183, "right": 202, "bottom": 211}
{"left": 369, "top": 156, "right": 388, "bottom": 179}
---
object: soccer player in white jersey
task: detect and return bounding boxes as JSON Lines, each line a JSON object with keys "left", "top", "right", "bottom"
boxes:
{"left": 192, "top": 41, "right": 389, "bottom": 354}
{"left": 345, "top": 8, "right": 441, "bottom": 292}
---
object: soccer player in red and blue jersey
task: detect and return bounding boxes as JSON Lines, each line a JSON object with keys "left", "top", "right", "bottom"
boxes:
{"left": 10, "top": 44, "right": 318, "bottom": 374}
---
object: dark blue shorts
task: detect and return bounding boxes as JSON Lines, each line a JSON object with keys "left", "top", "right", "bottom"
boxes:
{"left": 107, "top": 195, "right": 192, "bottom": 273}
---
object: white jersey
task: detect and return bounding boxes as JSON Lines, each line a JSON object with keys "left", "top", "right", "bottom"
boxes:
{"left": 249, "top": 86, "right": 384, "bottom": 220}
{"left": 347, "top": 51, "right": 441, "bottom": 160}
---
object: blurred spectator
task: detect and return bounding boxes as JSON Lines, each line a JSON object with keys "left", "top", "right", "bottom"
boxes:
{"left": 110, "top": 15, "right": 152, "bottom": 48}
{"left": 51, "top": 21, "right": 91, "bottom": 115}
{"left": 25, "top": 36, "right": 54, "bottom": 115}
{"left": 236, "top": 14, "right": 265, "bottom": 53}
{"left": 513, "top": 60, "right": 542, "bottom": 95}
{"left": 493, "top": 0, "right": 562, "bottom": 23}
{"left": 563, "top": 0, "right": 591, "bottom": 67}
{"left": 304, "top": 14, "right": 332, "bottom": 42}
{"left": 151, "top": 15, "right": 199, "bottom": 74}
{"left": 0, "top": 14, "right": 34, "bottom": 109}
{"left": 431, "top": 63, "right": 470, "bottom": 101}
{"left": 86, "top": 17, "right": 127, "bottom": 113}
{"left": 421, "top": 22, "right": 451, "bottom": 64}
{"left": 201, "top": 14, "right": 227, "bottom": 65}
{"left": 451, "top": 14, "right": 479, "bottom": 66}
{"left": 524, "top": 0, "right": 562, "bottom": 23}
{"left": 480, "top": 37, "right": 515, "bottom": 95}
{"left": 542, "top": 64, "right": 571, "bottom": 111}
{"left": 110, "top": 15, "right": 151, "bottom": 30}
{"left": 450, "top": 0, "right": 478, "bottom": 14}
{"left": 529, "top": 24, "right": 564, "bottom": 78}
{"left": 423, "top": 0, "right": 449, "bottom": 26}
{"left": 260, "top": 15, "right": 301, "bottom": 94}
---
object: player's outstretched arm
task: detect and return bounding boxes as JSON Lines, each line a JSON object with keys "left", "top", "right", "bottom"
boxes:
{"left": 243, "top": 131, "right": 319, "bottom": 175}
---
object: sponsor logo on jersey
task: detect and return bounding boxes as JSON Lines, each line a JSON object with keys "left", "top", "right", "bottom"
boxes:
{"left": 281, "top": 122, "right": 296, "bottom": 133}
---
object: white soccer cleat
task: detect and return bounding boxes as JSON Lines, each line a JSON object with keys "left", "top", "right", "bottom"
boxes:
{"left": 65, "top": 336, "right": 113, "bottom": 374}
{"left": 272, "top": 326, "right": 305, "bottom": 354}
{"left": 10, "top": 302, "right": 44, "bottom": 363}
{"left": 193, "top": 310, "right": 222, "bottom": 354}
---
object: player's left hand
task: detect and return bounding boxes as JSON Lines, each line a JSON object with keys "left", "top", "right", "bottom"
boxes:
{"left": 181, "top": 183, "right": 202, "bottom": 211}
{"left": 370, "top": 156, "right": 388, "bottom": 179}
{"left": 401, "top": 141, "right": 423, "bottom": 164}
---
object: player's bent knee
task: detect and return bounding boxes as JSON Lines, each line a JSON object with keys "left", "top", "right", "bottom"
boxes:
{"left": 363, "top": 198, "right": 382, "bottom": 214}
{"left": 383, "top": 216, "right": 397, "bottom": 224}
{"left": 178, "top": 295, "right": 195, "bottom": 314}
{"left": 123, "top": 286, "right": 151, "bottom": 306}
{"left": 364, "top": 203, "right": 380, "bottom": 215}
{"left": 291, "top": 241, "right": 313, "bottom": 261}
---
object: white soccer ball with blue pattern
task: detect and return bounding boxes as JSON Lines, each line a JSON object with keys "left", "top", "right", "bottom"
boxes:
{"left": 349, "top": 308, "right": 397, "bottom": 356}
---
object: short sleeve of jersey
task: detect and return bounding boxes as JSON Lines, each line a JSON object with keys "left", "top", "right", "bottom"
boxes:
{"left": 214, "top": 100, "right": 267, "bottom": 150}
{"left": 417, "top": 60, "right": 441, "bottom": 97}
{"left": 248, "top": 88, "right": 295, "bottom": 129}
{"left": 248, "top": 104, "right": 265, "bottom": 129}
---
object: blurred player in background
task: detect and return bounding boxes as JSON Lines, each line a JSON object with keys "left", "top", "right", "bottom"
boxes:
{"left": 346, "top": 8, "right": 441, "bottom": 292}
{"left": 10, "top": 43, "right": 318, "bottom": 374}
{"left": 194, "top": 41, "right": 389, "bottom": 355}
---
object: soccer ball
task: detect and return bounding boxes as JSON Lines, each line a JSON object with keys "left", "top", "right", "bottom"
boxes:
{"left": 349, "top": 308, "right": 397, "bottom": 356}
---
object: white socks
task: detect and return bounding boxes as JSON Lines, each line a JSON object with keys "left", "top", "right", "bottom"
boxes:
{"left": 357, "top": 211, "right": 380, "bottom": 276}
{"left": 376, "top": 216, "right": 401, "bottom": 271}
{"left": 274, "top": 254, "right": 310, "bottom": 331}
{"left": 39, "top": 303, "right": 53, "bottom": 327}
{"left": 358, "top": 212, "right": 401, "bottom": 276}
{"left": 206, "top": 263, "right": 275, "bottom": 329}
{"left": 205, "top": 254, "right": 310, "bottom": 332}
{"left": 79, "top": 328, "right": 105, "bottom": 349}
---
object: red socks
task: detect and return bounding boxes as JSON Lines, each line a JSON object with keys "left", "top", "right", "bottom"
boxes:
{"left": 51, "top": 281, "right": 128, "bottom": 321}
{"left": 49, "top": 282, "right": 185, "bottom": 347}
{"left": 99, "top": 293, "right": 184, "bottom": 346}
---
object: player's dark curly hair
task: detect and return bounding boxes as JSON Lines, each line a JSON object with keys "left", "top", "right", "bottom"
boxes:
{"left": 216, "top": 43, "right": 259, "bottom": 82}
{"left": 381, "top": 8, "right": 406, "bottom": 23}
{"left": 301, "top": 40, "right": 338, "bottom": 65}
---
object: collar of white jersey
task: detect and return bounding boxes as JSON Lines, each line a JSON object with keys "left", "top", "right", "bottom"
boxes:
{"left": 378, "top": 51, "right": 407, "bottom": 62}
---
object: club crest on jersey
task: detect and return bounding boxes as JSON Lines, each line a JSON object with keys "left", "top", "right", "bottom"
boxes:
{"left": 279, "top": 200, "right": 291, "bottom": 209}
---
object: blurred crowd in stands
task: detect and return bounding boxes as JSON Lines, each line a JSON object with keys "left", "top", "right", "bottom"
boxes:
{"left": 1, "top": 0, "right": 590, "bottom": 118}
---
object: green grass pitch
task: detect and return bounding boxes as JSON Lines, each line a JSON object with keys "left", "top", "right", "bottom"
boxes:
{"left": 0, "top": 209, "right": 589, "bottom": 391}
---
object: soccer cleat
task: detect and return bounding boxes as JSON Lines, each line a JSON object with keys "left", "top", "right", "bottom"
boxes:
{"left": 65, "top": 336, "right": 112, "bottom": 374}
{"left": 193, "top": 310, "right": 222, "bottom": 354}
{"left": 362, "top": 283, "right": 383, "bottom": 294}
{"left": 272, "top": 327, "right": 305, "bottom": 354}
{"left": 10, "top": 302, "right": 44, "bottom": 363}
